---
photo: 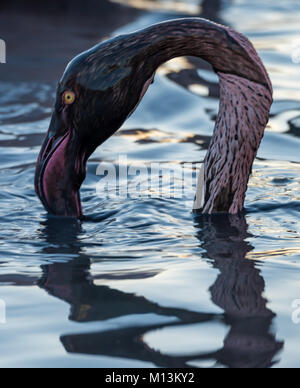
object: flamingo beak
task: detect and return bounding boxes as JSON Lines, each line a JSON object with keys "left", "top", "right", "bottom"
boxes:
{"left": 35, "top": 113, "right": 86, "bottom": 217}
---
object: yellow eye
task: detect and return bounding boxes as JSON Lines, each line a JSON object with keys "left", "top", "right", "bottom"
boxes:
{"left": 63, "top": 91, "right": 76, "bottom": 105}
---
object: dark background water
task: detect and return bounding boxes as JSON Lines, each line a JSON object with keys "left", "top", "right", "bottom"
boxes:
{"left": 0, "top": 0, "right": 300, "bottom": 368}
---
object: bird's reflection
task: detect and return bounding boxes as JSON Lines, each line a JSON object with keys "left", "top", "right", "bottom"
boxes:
{"left": 38, "top": 217, "right": 218, "bottom": 368}
{"left": 194, "top": 214, "right": 283, "bottom": 368}
{"left": 34, "top": 212, "right": 283, "bottom": 368}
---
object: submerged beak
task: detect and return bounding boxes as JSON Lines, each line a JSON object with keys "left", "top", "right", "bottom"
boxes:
{"left": 35, "top": 113, "right": 87, "bottom": 217}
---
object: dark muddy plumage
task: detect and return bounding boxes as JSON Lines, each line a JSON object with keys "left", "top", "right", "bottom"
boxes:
{"left": 35, "top": 18, "right": 272, "bottom": 217}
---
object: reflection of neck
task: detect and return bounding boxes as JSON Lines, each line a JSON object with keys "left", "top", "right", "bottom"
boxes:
{"left": 204, "top": 215, "right": 271, "bottom": 317}
{"left": 195, "top": 214, "right": 283, "bottom": 367}
{"left": 40, "top": 259, "right": 90, "bottom": 306}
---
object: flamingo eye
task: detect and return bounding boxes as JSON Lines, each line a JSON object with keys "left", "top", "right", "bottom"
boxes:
{"left": 62, "top": 91, "right": 76, "bottom": 105}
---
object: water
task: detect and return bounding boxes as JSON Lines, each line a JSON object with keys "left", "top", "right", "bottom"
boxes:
{"left": 0, "top": 0, "right": 300, "bottom": 368}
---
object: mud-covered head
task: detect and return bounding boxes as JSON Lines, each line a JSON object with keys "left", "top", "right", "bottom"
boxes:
{"left": 34, "top": 35, "right": 153, "bottom": 217}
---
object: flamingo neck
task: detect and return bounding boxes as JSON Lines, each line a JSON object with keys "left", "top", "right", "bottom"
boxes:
{"left": 126, "top": 19, "right": 272, "bottom": 213}
{"left": 194, "top": 73, "right": 272, "bottom": 214}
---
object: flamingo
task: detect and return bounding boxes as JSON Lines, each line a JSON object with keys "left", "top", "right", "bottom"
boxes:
{"left": 35, "top": 18, "right": 272, "bottom": 217}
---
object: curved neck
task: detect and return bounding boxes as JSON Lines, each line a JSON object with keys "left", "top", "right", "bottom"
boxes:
{"left": 200, "top": 73, "right": 272, "bottom": 213}
{"left": 38, "top": 18, "right": 272, "bottom": 217}
{"left": 129, "top": 18, "right": 271, "bottom": 91}
{"left": 127, "top": 18, "right": 272, "bottom": 213}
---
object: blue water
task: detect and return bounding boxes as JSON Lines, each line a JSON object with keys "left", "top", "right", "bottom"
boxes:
{"left": 0, "top": 0, "right": 300, "bottom": 368}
